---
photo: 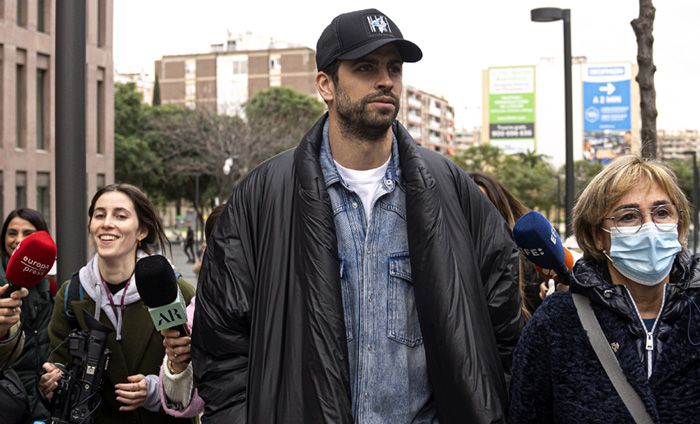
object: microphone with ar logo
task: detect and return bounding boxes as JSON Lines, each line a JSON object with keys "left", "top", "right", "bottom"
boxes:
{"left": 135, "top": 255, "right": 188, "bottom": 336}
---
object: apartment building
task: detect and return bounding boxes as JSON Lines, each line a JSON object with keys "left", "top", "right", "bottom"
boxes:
{"left": 399, "top": 86, "right": 455, "bottom": 153}
{"left": 155, "top": 33, "right": 317, "bottom": 116}
{"left": 658, "top": 129, "right": 700, "bottom": 160}
{"left": 0, "top": 0, "right": 114, "bottom": 232}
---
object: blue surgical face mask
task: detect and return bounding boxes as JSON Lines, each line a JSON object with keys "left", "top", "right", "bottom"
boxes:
{"left": 604, "top": 222, "right": 682, "bottom": 286}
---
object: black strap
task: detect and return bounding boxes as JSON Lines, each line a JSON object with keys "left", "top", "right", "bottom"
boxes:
{"left": 572, "top": 293, "right": 655, "bottom": 424}
{"left": 64, "top": 273, "right": 84, "bottom": 331}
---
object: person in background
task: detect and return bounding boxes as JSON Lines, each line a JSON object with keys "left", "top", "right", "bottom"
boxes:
{"left": 509, "top": 155, "right": 700, "bottom": 423}
{"left": 38, "top": 184, "right": 195, "bottom": 423}
{"left": 470, "top": 172, "right": 543, "bottom": 320}
{"left": 159, "top": 203, "right": 226, "bottom": 418}
{"left": 1, "top": 208, "right": 54, "bottom": 421}
{"left": 184, "top": 226, "right": 195, "bottom": 263}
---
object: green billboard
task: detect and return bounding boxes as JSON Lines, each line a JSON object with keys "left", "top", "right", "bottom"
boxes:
{"left": 488, "top": 66, "right": 536, "bottom": 153}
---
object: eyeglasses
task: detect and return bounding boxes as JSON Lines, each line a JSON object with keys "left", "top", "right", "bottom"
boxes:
{"left": 602, "top": 203, "right": 682, "bottom": 234}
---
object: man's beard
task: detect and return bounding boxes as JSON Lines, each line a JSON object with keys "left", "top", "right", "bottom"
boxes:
{"left": 335, "top": 85, "right": 400, "bottom": 142}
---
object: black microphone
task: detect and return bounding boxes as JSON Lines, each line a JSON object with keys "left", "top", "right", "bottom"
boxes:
{"left": 135, "top": 255, "right": 188, "bottom": 336}
{"left": 513, "top": 210, "right": 574, "bottom": 284}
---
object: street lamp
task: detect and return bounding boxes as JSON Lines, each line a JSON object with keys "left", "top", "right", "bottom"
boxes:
{"left": 683, "top": 151, "right": 699, "bottom": 253}
{"left": 531, "top": 7, "right": 574, "bottom": 238}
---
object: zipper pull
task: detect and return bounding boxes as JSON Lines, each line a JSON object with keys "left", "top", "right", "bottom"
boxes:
{"left": 646, "top": 332, "right": 654, "bottom": 351}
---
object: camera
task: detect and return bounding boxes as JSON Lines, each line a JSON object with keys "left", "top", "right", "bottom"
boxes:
{"left": 50, "top": 310, "right": 112, "bottom": 424}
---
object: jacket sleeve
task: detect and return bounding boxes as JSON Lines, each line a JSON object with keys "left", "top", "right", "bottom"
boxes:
{"left": 192, "top": 178, "right": 257, "bottom": 423}
{"left": 463, "top": 174, "right": 523, "bottom": 374}
{"left": 0, "top": 321, "right": 25, "bottom": 366}
{"left": 508, "top": 307, "right": 554, "bottom": 423}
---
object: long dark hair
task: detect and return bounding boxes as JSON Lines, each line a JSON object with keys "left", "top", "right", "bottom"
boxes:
{"left": 469, "top": 172, "right": 528, "bottom": 228}
{"left": 1, "top": 208, "right": 49, "bottom": 261}
{"left": 88, "top": 184, "right": 169, "bottom": 255}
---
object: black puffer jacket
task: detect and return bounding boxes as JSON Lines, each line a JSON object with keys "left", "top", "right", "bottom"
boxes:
{"left": 192, "top": 115, "right": 522, "bottom": 423}
{"left": 509, "top": 250, "right": 700, "bottom": 423}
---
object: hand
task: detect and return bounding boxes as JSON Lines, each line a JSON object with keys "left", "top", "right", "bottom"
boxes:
{"left": 39, "top": 362, "right": 63, "bottom": 400}
{"left": 161, "top": 329, "right": 191, "bottom": 374}
{"left": 115, "top": 374, "right": 148, "bottom": 411}
{"left": 539, "top": 279, "right": 570, "bottom": 300}
{"left": 0, "top": 286, "right": 29, "bottom": 338}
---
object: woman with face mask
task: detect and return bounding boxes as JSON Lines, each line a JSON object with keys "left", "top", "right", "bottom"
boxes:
{"left": 509, "top": 155, "right": 700, "bottom": 423}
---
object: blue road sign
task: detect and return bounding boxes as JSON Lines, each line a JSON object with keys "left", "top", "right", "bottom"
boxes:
{"left": 583, "top": 65, "right": 631, "bottom": 132}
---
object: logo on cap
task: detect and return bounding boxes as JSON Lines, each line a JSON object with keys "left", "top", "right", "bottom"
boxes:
{"left": 366, "top": 15, "right": 392, "bottom": 34}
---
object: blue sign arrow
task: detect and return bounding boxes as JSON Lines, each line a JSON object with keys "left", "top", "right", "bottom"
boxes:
{"left": 583, "top": 79, "right": 630, "bottom": 131}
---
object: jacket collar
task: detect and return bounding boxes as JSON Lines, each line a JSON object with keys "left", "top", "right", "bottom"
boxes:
{"left": 318, "top": 116, "right": 401, "bottom": 189}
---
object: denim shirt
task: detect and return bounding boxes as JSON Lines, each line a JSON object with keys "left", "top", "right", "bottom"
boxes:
{"left": 319, "top": 120, "right": 436, "bottom": 423}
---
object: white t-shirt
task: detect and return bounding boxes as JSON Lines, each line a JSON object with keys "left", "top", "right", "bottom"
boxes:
{"left": 334, "top": 157, "right": 390, "bottom": 223}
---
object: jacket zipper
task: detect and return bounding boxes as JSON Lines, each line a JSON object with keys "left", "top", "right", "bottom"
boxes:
{"left": 625, "top": 285, "right": 667, "bottom": 379}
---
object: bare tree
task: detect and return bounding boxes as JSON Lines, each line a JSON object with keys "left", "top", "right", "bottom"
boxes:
{"left": 631, "top": 0, "right": 658, "bottom": 158}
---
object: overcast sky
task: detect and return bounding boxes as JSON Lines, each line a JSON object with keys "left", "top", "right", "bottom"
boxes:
{"left": 114, "top": 0, "right": 699, "bottom": 130}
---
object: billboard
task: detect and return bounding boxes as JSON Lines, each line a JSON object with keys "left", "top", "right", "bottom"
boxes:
{"left": 582, "top": 63, "right": 633, "bottom": 163}
{"left": 488, "top": 66, "right": 535, "bottom": 154}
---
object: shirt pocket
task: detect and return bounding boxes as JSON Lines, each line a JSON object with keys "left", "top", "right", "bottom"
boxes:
{"left": 339, "top": 259, "right": 353, "bottom": 342}
{"left": 387, "top": 254, "right": 423, "bottom": 347}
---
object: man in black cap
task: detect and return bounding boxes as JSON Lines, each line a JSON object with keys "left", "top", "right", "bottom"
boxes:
{"left": 193, "top": 8, "right": 521, "bottom": 423}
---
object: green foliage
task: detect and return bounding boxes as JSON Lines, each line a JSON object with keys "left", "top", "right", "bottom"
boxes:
{"left": 452, "top": 144, "right": 557, "bottom": 213}
{"left": 115, "top": 82, "right": 146, "bottom": 137}
{"left": 114, "top": 83, "right": 325, "bottom": 207}
{"left": 666, "top": 159, "right": 693, "bottom": 202}
{"left": 245, "top": 86, "right": 325, "bottom": 161}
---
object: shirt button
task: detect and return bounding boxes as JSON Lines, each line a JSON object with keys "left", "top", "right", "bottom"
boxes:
{"left": 352, "top": 202, "right": 358, "bottom": 209}
{"left": 364, "top": 392, "right": 369, "bottom": 400}
{"left": 368, "top": 295, "right": 373, "bottom": 303}
{"left": 367, "top": 345, "right": 372, "bottom": 352}
{"left": 385, "top": 179, "right": 393, "bottom": 186}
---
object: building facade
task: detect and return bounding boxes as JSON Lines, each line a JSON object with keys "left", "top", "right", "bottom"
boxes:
{"left": 155, "top": 34, "right": 317, "bottom": 116}
{"left": 0, "top": 0, "right": 114, "bottom": 232}
{"left": 658, "top": 129, "right": 700, "bottom": 161}
{"left": 398, "top": 85, "right": 455, "bottom": 154}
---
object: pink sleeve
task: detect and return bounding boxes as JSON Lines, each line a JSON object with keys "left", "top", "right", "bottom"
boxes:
{"left": 159, "top": 297, "right": 205, "bottom": 417}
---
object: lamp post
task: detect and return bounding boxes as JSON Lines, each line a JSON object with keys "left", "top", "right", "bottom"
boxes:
{"left": 555, "top": 175, "right": 562, "bottom": 234}
{"left": 683, "top": 151, "right": 699, "bottom": 253}
{"left": 531, "top": 7, "right": 574, "bottom": 238}
{"left": 192, "top": 172, "right": 202, "bottom": 252}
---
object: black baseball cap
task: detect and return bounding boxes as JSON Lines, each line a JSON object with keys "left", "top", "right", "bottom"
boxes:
{"left": 316, "top": 9, "right": 423, "bottom": 72}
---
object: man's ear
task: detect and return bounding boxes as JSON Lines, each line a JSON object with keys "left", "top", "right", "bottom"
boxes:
{"left": 316, "top": 72, "right": 334, "bottom": 103}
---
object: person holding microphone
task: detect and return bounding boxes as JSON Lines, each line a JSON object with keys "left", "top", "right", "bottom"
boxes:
{"left": 1, "top": 208, "right": 53, "bottom": 421}
{"left": 38, "top": 184, "right": 195, "bottom": 423}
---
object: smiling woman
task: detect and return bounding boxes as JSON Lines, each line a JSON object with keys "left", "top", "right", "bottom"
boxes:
{"left": 38, "top": 184, "right": 195, "bottom": 424}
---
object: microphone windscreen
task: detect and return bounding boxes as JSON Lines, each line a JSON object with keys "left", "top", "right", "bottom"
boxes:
{"left": 135, "top": 255, "right": 178, "bottom": 307}
{"left": 513, "top": 210, "right": 566, "bottom": 271}
{"left": 5, "top": 231, "right": 57, "bottom": 289}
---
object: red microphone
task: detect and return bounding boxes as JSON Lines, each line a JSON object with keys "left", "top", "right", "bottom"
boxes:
{"left": 534, "top": 245, "right": 575, "bottom": 283}
{"left": 4, "top": 231, "right": 56, "bottom": 297}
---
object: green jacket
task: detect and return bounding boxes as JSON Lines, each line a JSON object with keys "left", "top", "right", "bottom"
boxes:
{"left": 0, "top": 262, "right": 53, "bottom": 421}
{"left": 48, "top": 277, "right": 196, "bottom": 424}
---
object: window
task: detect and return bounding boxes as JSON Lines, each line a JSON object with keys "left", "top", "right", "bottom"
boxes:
{"left": 37, "top": 0, "right": 46, "bottom": 32}
{"left": 97, "top": 68, "right": 105, "bottom": 154}
{"left": 37, "top": 172, "right": 50, "bottom": 228}
{"left": 16, "top": 0, "right": 27, "bottom": 27}
{"left": 185, "top": 59, "right": 196, "bottom": 76}
{"left": 36, "top": 68, "right": 48, "bottom": 150}
{"left": 97, "top": 173, "right": 106, "bottom": 190}
{"left": 15, "top": 171, "right": 26, "bottom": 209}
{"left": 97, "top": 0, "right": 106, "bottom": 47}
{"left": 232, "top": 59, "right": 248, "bottom": 75}
{"left": 16, "top": 63, "right": 26, "bottom": 148}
